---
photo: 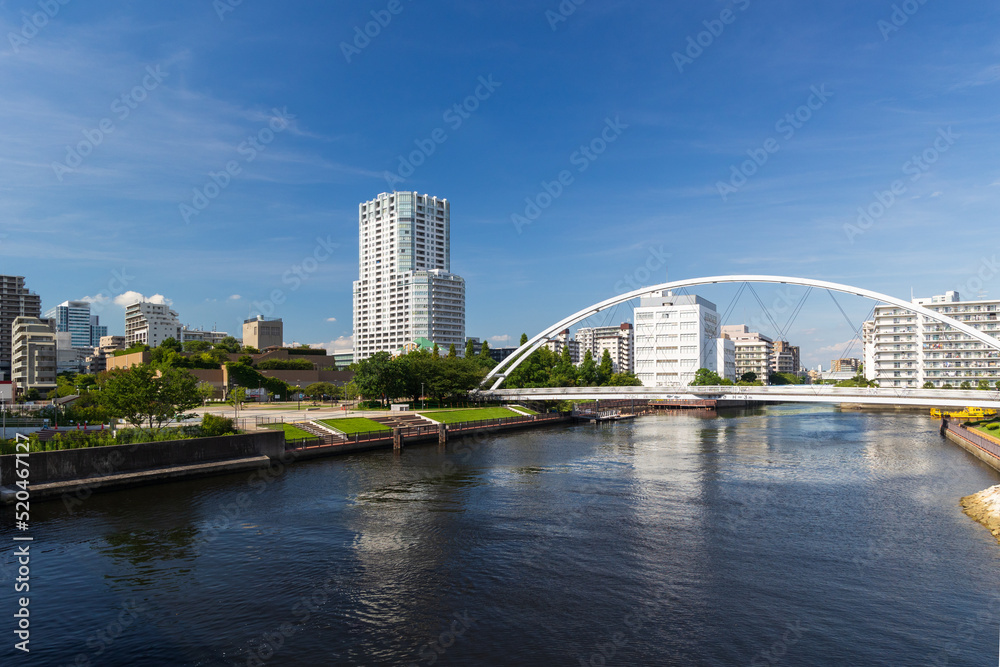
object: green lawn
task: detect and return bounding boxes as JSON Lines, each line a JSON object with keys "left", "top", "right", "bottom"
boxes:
{"left": 511, "top": 405, "right": 538, "bottom": 415}
{"left": 319, "top": 418, "right": 391, "bottom": 435}
{"left": 262, "top": 423, "right": 316, "bottom": 440}
{"left": 418, "top": 407, "right": 524, "bottom": 424}
{"left": 972, "top": 422, "right": 1000, "bottom": 439}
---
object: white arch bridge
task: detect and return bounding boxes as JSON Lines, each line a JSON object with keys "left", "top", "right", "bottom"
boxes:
{"left": 481, "top": 274, "right": 1000, "bottom": 408}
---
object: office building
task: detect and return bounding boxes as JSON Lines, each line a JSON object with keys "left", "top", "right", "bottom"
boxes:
{"left": 863, "top": 290, "right": 1000, "bottom": 388}
{"left": 11, "top": 316, "right": 57, "bottom": 393}
{"left": 576, "top": 323, "right": 634, "bottom": 373}
{"left": 44, "top": 300, "right": 108, "bottom": 349}
{"left": 352, "top": 192, "right": 465, "bottom": 360}
{"left": 0, "top": 276, "right": 42, "bottom": 381}
{"left": 490, "top": 347, "right": 518, "bottom": 363}
{"left": 721, "top": 325, "right": 774, "bottom": 383}
{"left": 243, "top": 316, "right": 283, "bottom": 350}
{"left": 634, "top": 292, "right": 726, "bottom": 386}
{"left": 55, "top": 331, "right": 89, "bottom": 374}
{"left": 125, "top": 301, "right": 182, "bottom": 348}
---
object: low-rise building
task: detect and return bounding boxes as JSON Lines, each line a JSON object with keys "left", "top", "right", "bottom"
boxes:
{"left": 243, "top": 316, "right": 283, "bottom": 350}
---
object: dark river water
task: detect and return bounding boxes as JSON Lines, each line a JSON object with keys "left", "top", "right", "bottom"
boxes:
{"left": 2, "top": 406, "right": 1000, "bottom": 666}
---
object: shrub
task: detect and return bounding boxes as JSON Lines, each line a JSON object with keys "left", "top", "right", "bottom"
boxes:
{"left": 200, "top": 414, "right": 236, "bottom": 437}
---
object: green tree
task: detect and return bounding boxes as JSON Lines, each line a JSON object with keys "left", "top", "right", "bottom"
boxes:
{"left": 465, "top": 339, "right": 475, "bottom": 359}
{"left": 597, "top": 350, "right": 614, "bottom": 385}
{"left": 242, "top": 346, "right": 260, "bottom": 354}
{"left": 160, "top": 337, "right": 182, "bottom": 352}
{"left": 304, "top": 382, "right": 340, "bottom": 401}
{"left": 520, "top": 333, "right": 528, "bottom": 346}
{"left": 960, "top": 381, "right": 972, "bottom": 389}
{"left": 578, "top": 350, "right": 598, "bottom": 386}
{"left": 607, "top": 372, "right": 643, "bottom": 386}
{"left": 549, "top": 345, "right": 578, "bottom": 387}
{"left": 480, "top": 339, "right": 491, "bottom": 358}
{"left": 740, "top": 372, "right": 757, "bottom": 384}
{"left": 197, "top": 381, "right": 216, "bottom": 405}
{"left": 978, "top": 379, "right": 991, "bottom": 390}
{"left": 257, "top": 358, "right": 314, "bottom": 370}
{"left": 922, "top": 381, "right": 935, "bottom": 389}
{"left": 183, "top": 340, "right": 211, "bottom": 353}
{"left": 99, "top": 366, "right": 201, "bottom": 431}
{"left": 432, "top": 343, "right": 440, "bottom": 359}
{"left": 215, "top": 336, "right": 241, "bottom": 353}
{"left": 691, "top": 368, "right": 725, "bottom": 386}
{"left": 353, "top": 351, "right": 408, "bottom": 407}
{"left": 448, "top": 344, "right": 457, "bottom": 358}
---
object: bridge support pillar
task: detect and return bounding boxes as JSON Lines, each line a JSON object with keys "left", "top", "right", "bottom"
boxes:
{"left": 393, "top": 427, "right": 403, "bottom": 452}
{"left": 438, "top": 423, "right": 447, "bottom": 446}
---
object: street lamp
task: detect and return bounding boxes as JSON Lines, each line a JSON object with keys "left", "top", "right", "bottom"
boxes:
{"left": 421, "top": 382, "right": 424, "bottom": 410}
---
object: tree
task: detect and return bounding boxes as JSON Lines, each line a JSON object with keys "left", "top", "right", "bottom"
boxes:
{"left": 238, "top": 354, "right": 254, "bottom": 366}
{"left": 922, "top": 381, "right": 935, "bottom": 389}
{"left": 197, "top": 381, "right": 216, "bottom": 405}
{"left": 304, "top": 382, "right": 340, "bottom": 401}
{"left": 520, "top": 333, "right": 528, "bottom": 346}
{"left": 978, "top": 379, "right": 991, "bottom": 390}
{"left": 257, "top": 358, "right": 314, "bottom": 370}
{"left": 549, "top": 345, "right": 578, "bottom": 387}
{"left": 465, "top": 339, "right": 475, "bottom": 359}
{"left": 432, "top": 343, "right": 440, "bottom": 359}
{"left": 691, "top": 368, "right": 725, "bottom": 386}
{"left": 740, "top": 372, "right": 757, "bottom": 384}
{"left": 578, "top": 350, "right": 598, "bottom": 386}
{"left": 160, "top": 337, "right": 182, "bottom": 352}
{"left": 480, "top": 340, "right": 491, "bottom": 358}
{"left": 227, "top": 386, "right": 247, "bottom": 419}
{"left": 448, "top": 343, "right": 457, "bottom": 358}
{"left": 99, "top": 366, "right": 201, "bottom": 431}
{"left": 353, "top": 351, "right": 402, "bottom": 407}
{"left": 961, "top": 381, "right": 972, "bottom": 389}
{"left": 183, "top": 340, "right": 211, "bottom": 353}
{"left": 607, "top": 373, "right": 643, "bottom": 386}
{"left": 215, "top": 336, "right": 241, "bottom": 353}
{"left": 597, "top": 350, "right": 614, "bottom": 385}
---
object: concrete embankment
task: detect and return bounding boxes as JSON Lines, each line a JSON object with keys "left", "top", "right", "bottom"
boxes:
{"left": 0, "top": 414, "right": 572, "bottom": 504}
{"left": 961, "top": 485, "right": 1000, "bottom": 542}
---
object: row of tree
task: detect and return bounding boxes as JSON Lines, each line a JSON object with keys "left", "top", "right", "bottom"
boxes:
{"left": 352, "top": 347, "right": 495, "bottom": 407}
{"left": 499, "top": 334, "right": 642, "bottom": 389}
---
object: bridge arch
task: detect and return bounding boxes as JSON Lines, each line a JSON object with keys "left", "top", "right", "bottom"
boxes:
{"left": 482, "top": 275, "right": 1000, "bottom": 390}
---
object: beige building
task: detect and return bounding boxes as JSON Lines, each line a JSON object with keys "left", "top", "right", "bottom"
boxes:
{"left": 125, "top": 301, "right": 182, "bottom": 347}
{"left": 831, "top": 358, "right": 860, "bottom": 373}
{"left": 576, "top": 323, "right": 634, "bottom": 374}
{"left": 243, "top": 316, "right": 283, "bottom": 350}
{"left": 721, "top": 325, "right": 773, "bottom": 383}
{"left": 772, "top": 340, "right": 801, "bottom": 375}
{"left": 12, "top": 316, "right": 57, "bottom": 393}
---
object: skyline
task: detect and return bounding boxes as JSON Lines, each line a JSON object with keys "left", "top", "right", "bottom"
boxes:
{"left": 3, "top": 1, "right": 1000, "bottom": 369}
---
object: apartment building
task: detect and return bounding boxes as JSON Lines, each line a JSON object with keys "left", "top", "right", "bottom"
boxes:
{"left": 576, "top": 323, "right": 634, "bottom": 374}
{"left": 0, "top": 276, "right": 42, "bottom": 381}
{"left": 863, "top": 290, "right": 1000, "bottom": 388}
{"left": 772, "top": 340, "right": 801, "bottom": 375}
{"left": 352, "top": 192, "right": 465, "bottom": 360}
{"left": 125, "top": 301, "right": 182, "bottom": 347}
{"left": 12, "top": 316, "right": 57, "bottom": 393}
{"left": 721, "top": 325, "right": 774, "bottom": 383}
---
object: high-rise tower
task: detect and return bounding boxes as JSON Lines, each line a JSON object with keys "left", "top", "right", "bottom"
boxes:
{"left": 352, "top": 192, "right": 465, "bottom": 360}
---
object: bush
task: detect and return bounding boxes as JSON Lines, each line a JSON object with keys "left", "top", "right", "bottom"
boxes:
{"left": 200, "top": 414, "right": 236, "bottom": 437}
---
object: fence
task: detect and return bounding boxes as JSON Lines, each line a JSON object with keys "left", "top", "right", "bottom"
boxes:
{"left": 945, "top": 419, "right": 1000, "bottom": 462}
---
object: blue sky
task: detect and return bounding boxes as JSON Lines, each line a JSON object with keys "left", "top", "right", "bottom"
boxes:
{"left": 1, "top": 0, "right": 999, "bottom": 368}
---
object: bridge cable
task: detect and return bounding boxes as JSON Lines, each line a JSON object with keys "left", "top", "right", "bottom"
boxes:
{"left": 746, "top": 283, "right": 785, "bottom": 339}
{"left": 779, "top": 287, "right": 813, "bottom": 341}
{"left": 720, "top": 282, "right": 749, "bottom": 327}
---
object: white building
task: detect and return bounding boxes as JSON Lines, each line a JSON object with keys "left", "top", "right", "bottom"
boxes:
{"left": 544, "top": 329, "right": 580, "bottom": 363}
{"left": 125, "top": 301, "right": 182, "bottom": 347}
{"left": 721, "top": 325, "right": 774, "bottom": 383}
{"left": 353, "top": 192, "right": 465, "bottom": 360}
{"left": 576, "top": 323, "right": 634, "bottom": 374}
{"left": 634, "top": 293, "right": 725, "bottom": 387}
{"left": 863, "top": 290, "right": 1000, "bottom": 388}
{"left": 180, "top": 327, "right": 229, "bottom": 345}
{"left": 12, "top": 316, "right": 57, "bottom": 393}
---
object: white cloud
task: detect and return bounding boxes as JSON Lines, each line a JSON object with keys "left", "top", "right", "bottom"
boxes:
{"left": 112, "top": 291, "right": 172, "bottom": 306}
{"left": 326, "top": 317, "right": 337, "bottom": 322}
{"left": 312, "top": 335, "right": 353, "bottom": 353}
{"left": 489, "top": 334, "right": 512, "bottom": 344}
{"left": 815, "top": 339, "right": 861, "bottom": 356}
{"left": 229, "top": 294, "right": 241, "bottom": 300}
{"left": 80, "top": 293, "right": 111, "bottom": 305}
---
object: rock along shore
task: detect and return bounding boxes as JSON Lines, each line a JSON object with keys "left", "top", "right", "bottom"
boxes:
{"left": 960, "top": 484, "right": 1000, "bottom": 541}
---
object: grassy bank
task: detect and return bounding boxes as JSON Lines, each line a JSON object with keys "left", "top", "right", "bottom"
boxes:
{"left": 319, "top": 418, "right": 390, "bottom": 435}
{"left": 418, "top": 407, "right": 524, "bottom": 424}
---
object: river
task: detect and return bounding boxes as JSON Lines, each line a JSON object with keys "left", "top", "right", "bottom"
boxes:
{"left": 2, "top": 406, "right": 999, "bottom": 666}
